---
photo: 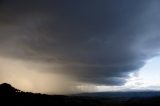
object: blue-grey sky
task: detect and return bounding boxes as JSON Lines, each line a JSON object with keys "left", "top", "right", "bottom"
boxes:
{"left": 0, "top": 0, "right": 160, "bottom": 94}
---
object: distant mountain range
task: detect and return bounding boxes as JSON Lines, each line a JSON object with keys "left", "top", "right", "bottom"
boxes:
{"left": 76, "top": 91, "right": 160, "bottom": 98}
{"left": 0, "top": 83, "right": 160, "bottom": 106}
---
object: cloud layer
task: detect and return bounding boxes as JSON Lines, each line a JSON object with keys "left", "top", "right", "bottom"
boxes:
{"left": 0, "top": 0, "right": 160, "bottom": 93}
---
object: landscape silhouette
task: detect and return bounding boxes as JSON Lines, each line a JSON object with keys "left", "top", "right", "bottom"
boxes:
{"left": 0, "top": 83, "right": 160, "bottom": 106}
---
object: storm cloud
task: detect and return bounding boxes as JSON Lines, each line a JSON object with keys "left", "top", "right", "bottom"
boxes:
{"left": 0, "top": 0, "right": 160, "bottom": 93}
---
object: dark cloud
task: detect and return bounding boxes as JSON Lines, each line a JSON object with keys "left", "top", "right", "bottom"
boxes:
{"left": 0, "top": 0, "right": 160, "bottom": 88}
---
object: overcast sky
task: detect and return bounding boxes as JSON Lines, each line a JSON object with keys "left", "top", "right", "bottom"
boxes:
{"left": 0, "top": 0, "right": 160, "bottom": 94}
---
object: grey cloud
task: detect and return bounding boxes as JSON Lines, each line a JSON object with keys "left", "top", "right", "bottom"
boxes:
{"left": 0, "top": 0, "right": 160, "bottom": 87}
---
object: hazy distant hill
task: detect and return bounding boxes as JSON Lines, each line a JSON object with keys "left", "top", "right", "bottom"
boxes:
{"left": 76, "top": 91, "right": 160, "bottom": 98}
{"left": 0, "top": 83, "right": 160, "bottom": 106}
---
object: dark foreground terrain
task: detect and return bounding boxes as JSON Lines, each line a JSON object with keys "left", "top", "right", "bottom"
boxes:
{"left": 0, "top": 83, "right": 160, "bottom": 106}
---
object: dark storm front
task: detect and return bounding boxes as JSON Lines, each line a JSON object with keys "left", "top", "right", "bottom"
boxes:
{"left": 0, "top": 0, "right": 160, "bottom": 106}
{"left": 0, "top": 0, "right": 160, "bottom": 93}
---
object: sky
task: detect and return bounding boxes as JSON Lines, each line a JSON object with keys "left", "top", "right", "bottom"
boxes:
{"left": 0, "top": 0, "right": 160, "bottom": 94}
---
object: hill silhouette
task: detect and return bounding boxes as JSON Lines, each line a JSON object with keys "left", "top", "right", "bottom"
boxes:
{"left": 0, "top": 83, "right": 160, "bottom": 106}
{"left": 0, "top": 83, "right": 21, "bottom": 96}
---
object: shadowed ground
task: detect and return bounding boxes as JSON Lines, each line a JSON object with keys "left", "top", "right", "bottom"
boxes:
{"left": 0, "top": 83, "right": 160, "bottom": 106}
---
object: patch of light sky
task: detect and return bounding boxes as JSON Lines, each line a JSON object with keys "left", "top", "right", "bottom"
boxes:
{"left": 96, "top": 56, "right": 160, "bottom": 92}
